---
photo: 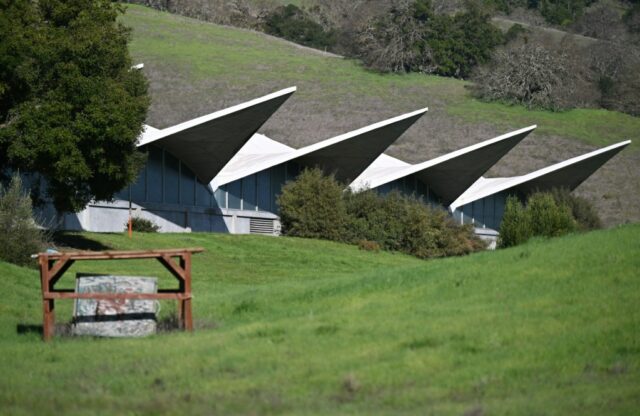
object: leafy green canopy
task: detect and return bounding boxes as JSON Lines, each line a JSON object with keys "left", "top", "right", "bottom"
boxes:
{"left": 0, "top": 0, "right": 149, "bottom": 212}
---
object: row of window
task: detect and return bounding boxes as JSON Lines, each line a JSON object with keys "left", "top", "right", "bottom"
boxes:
{"left": 120, "top": 145, "right": 303, "bottom": 214}
{"left": 454, "top": 192, "right": 511, "bottom": 230}
{"left": 214, "top": 162, "right": 302, "bottom": 212}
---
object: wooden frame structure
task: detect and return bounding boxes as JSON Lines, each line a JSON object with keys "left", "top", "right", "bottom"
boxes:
{"left": 37, "top": 248, "right": 204, "bottom": 341}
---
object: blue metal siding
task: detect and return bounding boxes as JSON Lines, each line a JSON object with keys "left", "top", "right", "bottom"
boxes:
{"left": 180, "top": 163, "right": 196, "bottom": 206}
{"left": 146, "top": 146, "right": 163, "bottom": 203}
{"left": 257, "top": 170, "right": 271, "bottom": 212}
{"left": 270, "top": 164, "right": 286, "bottom": 212}
{"left": 163, "top": 152, "right": 180, "bottom": 204}
{"left": 196, "top": 180, "right": 212, "bottom": 208}
{"left": 242, "top": 174, "right": 257, "bottom": 211}
{"left": 227, "top": 180, "right": 242, "bottom": 210}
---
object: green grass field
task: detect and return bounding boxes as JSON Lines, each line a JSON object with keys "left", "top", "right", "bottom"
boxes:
{"left": 1, "top": 226, "right": 639, "bottom": 414}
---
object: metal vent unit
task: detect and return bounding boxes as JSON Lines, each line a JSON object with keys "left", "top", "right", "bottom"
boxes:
{"left": 250, "top": 218, "right": 275, "bottom": 235}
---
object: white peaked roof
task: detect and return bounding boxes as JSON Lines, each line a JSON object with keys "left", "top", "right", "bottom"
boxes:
{"left": 136, "top": 87, "right": 296, "bottom": 183}
{"left": 449, "top": 140, "right": 632, "bottom": 211}
{"left": 211, "top": 108, "right": 428, "bottom": 188}
{"left": 351, "top": 125, "right": 536, "bottom": 204}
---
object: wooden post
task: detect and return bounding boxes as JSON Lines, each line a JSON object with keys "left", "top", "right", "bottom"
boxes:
{"left": 182, "top": 252, "right": 193, "bottom": 331}
{"left": 39, "top": 255, "right": 53, "bottom": 341}
{"left": 43, "top": 299, "right": 55, "bottom": 342}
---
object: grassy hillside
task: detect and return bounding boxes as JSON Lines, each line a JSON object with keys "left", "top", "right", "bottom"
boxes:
{"left": 120, "top": 5, "right": 639, "bottom": 227}
{"left": 1, "top": 226, "right": 639, "bottom": 414}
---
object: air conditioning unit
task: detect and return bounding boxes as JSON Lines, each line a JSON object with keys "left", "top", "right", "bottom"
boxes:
{"left": 249, "top": 217, "right": 275, "bottom": 235}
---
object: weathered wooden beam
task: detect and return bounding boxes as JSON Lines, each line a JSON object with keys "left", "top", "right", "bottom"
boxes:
{"left": 44, "top": 292, "right": 190, "bottom": 300}
{"left": 39, "top": 248, "right": 204, "bottom": 261}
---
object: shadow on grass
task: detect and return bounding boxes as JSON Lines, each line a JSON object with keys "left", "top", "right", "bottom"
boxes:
{"left": 16, "top": 323, "right": 73, "bottom": 337}
{"left": 16, "top": 324, "right": 42, "bottom": 335}
{"left": 52, "top": 232, "right": 113, "bottom": 251}
{"left": 17, "top": 317, "right": 217, "bottom": 337}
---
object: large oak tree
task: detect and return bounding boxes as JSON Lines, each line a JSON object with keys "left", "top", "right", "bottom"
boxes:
{"left": 0, "top": 0, "right": 149, "bottom": 212}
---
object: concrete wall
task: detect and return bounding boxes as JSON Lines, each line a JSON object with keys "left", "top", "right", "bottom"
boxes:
{"left": 58, "top": 200, "right": 280, "bottom": 235}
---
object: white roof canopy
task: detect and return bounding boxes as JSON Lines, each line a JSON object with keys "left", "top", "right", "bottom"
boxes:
{"left": 351, "top": 125, "right": 536, "bottom": 204}
{"left": 137, "top": 87, "right": 296, "bottom": 183}
{"left": 212, "top": 108, "right": 428, "bottom": 188}
{"left": 449, "top": 140, "right": 632, "bottom": 211}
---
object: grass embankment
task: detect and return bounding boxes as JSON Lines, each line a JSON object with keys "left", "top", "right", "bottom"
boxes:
{"left": 121, "top": 4, "right": 640, "bottom": 151}
{"left": 1, "top": 226, "right": 639, "bottom": 414}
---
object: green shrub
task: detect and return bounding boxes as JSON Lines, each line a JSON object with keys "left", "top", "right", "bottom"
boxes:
{"left": 549, "top": 188, "right": 601, "bottom": 231}
{"left": 527, "top": 193, "right": 577, "bottom": 237}
{"left": 277, "top": 168, "right": 348, "bottom": 241}
{"left": 346, "top": 190, "right": 484, "bottom": 258}
{"left": 278, "top": 170, "right": 484, "bottom": 259}
{"left": 0, "top": 174, "right": 48, "bottom": 267}
{"left": 498, "top": 195, "right": 531, "bottom": 248}
{"left": 127, "top": 217, "right": 159, "bottom": 233}
{"left": 499, "top": 191, "right": 580, "bottom": 248}
{"left": 344, "top": 189, "right": 398, "bottom": 249}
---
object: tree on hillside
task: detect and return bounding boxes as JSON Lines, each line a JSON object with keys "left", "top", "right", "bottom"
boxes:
{"left": 355, "top": 0, "right": 503, "bottom": 78}
{"left": 0, "top": 0, "right": 149, "bottom": 212}
{"left": 263, "top": 4, "right": 337, "bottom": 49}
{"left": 355, "top": 0, "right": 434, "bottom": 73}
{"left": 471, "top": 43, "right": 575, "bottom": 110}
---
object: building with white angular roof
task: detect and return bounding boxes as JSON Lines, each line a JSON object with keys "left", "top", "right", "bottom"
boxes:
{"left": 449, "top": 140, "right": 631, "bottom": 231}
{"left": 53, "top": 87, "right": 630, "bottom": 237}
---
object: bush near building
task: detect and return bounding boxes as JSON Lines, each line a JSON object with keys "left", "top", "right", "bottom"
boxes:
{"left": 127, "top": 217, "right": 160, "bottom": 233}
{"left": 549, "top": 188, "right": 602, "bottom": 231}
{"left": 277, "top": 168, "right": 484, "bottom": 259}
{"left": 277, "top": 169, "right": 349, "bottom": 242}
{"left": 0, "top": 175, "right": 48, "bottom": 268}
{"left": 499, "top": 189, "right": 599, "bottom": 248}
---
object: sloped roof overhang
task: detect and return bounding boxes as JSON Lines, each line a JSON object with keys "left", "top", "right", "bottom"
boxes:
{"left": 137, "top": 87, "right": 296, "bottom": 183}
{"left": 351, "top": 125, "right": 536, "bottom": 205}
{"left": 212, "top": 108, "right": 428, "bottom": 188}
{"left": 449, "top": 140, "right": 632, "bottom": 212}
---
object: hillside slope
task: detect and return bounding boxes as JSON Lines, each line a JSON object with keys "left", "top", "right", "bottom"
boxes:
{"left": 121, "top": 5, "right": 639, "bottom": 226}
{"left": 1, "top": 226, "right": 639, "bottom": 414}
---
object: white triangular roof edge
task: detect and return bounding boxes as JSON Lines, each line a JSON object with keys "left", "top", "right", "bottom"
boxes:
{"left": 449, "top": 139, "right": 632, "bottom": 212}
{"left": 212, "top": 107, "right": 428, "bottom": 189}
{"left": 136, "top": 86, "right": 297, "bottom": 147}
{"left": 210, "top": 134, "right": 296, "bottom": 189}
{"left": 350, "top": 125, "right": 537, "bottom": 191}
